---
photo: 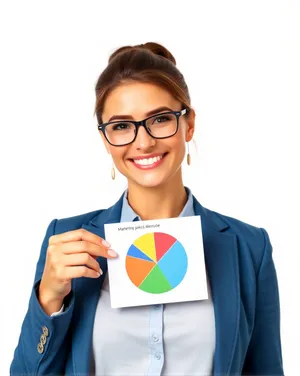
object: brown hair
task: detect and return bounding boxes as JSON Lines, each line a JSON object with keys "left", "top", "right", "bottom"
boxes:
{"left": 94, "top": 42, "right": 192, "bottom": 125}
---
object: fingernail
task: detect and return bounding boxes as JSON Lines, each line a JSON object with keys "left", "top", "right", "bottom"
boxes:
{"left": 102, "top": 239, "right": 111, "bottom": 247}
{"left": 107, "top": 249, "right": 118, "bottom": 257}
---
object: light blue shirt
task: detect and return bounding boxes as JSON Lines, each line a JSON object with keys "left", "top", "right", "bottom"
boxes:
{"left": 91, "top": 187, "right": 216, "bottom": 375}
{"left": 121, "top": 186, "right": 195, "bottom": 222}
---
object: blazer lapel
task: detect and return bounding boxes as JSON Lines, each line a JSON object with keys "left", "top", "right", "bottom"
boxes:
{"left": 71, "top": 193, "right": 240, "bottom": 376}
{"left": 193, "top": 197, "right": 240, "bottom": 376}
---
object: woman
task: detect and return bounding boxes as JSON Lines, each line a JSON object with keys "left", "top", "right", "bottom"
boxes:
{"left": 10, "top": 42, "right": 284, "bottom": 376}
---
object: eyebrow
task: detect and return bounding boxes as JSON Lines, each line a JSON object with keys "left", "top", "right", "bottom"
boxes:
{"left": 107, "top": 106, "right": 174, "bottom": 122}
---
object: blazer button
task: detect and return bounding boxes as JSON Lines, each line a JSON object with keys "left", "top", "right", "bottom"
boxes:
{"left": 40, "top": 334, "right": 47, "bottom": 345}
{"left": 37, "top": 342, "right": 44, "bottom": 354}
{"left": 42, "top": 326, "right": 49, "bottom": 337}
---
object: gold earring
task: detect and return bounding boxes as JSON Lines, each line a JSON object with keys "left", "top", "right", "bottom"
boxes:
{"left": 111, "top": 163, "right": 116, "bottom": 180}
{"left": 187, "top": 142, "right": 191, "bottom": 165}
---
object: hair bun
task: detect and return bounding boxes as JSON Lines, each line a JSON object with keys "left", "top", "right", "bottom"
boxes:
{"left": 137, "top": 42, "right": 176, "bottom": 65}
{"left": 108, "top": 42, "right": 176, "bottom": 65}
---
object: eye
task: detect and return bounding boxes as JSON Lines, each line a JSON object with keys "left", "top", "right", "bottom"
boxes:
{"left": 112, "top": 122, "right": 131, "bottom": 131}
{"left": 154, "top": 114, "right": 172, "bottom": 123}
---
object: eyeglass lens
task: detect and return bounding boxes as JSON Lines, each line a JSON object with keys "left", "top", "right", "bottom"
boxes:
{"left": 105, "top": 113, "right": 177, "bottom": 145}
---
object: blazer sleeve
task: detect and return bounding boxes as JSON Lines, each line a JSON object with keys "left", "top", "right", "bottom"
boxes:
{"left": 10, "top": 218, "right": 75, "bottom": 376}
{"left": 242, "top": 227, "right": 284, "bottom": 375}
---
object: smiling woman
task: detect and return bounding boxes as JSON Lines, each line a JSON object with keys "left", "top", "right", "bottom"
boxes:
{"left": 94, "top": 44, "right": 195, "bottom": 205}
{"left": 98, "top": 80, "right": 194, "bottom": 197}
{"left": 10, "top": 42, "right": 284, "bottom": 376}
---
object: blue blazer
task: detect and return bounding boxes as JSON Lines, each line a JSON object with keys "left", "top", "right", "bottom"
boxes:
{"left": 10, "top": 193, "right": 284, "bottom": 376}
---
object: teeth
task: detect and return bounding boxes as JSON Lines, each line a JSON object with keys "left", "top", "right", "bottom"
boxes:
{"left": 133, "top": 155, "right": 163, "bottom": 165}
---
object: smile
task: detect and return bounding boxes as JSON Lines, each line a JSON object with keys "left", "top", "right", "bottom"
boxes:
{"left": 130, "top": 153, "right": 167, "bottom": 169}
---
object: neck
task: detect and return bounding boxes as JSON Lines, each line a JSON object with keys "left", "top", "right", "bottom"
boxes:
{"left": 126, "top": 171, "right": 188, "bottom": 220}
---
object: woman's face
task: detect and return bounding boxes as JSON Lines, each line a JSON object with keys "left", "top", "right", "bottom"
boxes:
{"left": 100, "top": 82, "right": 195, "bottom": 189}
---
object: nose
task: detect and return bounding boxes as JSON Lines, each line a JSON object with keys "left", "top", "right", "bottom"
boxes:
{"left": 134, "top": 125, "right": 156, "bottom": 150}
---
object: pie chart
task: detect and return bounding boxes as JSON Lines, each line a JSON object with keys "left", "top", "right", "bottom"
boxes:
{"left": 125, "top": 232, "right": 188, "bottom": 294}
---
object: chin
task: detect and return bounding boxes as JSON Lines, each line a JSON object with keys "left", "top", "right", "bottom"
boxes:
{"left": 131, "top": 174, "right": 171, "bottom": 189}
{"left": 120, "top": 161, "right": 182, "bottom": 189}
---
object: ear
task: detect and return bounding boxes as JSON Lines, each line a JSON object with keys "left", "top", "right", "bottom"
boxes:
{"left": 99, "top": 131, "right": 111, "bottom": 155}
{"left": 185, "top": 108, "right": 196, "bottom": 142}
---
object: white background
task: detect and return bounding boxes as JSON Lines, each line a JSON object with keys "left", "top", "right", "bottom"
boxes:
{"left": 1, "top": 1, "right": 299, "bottom": 374}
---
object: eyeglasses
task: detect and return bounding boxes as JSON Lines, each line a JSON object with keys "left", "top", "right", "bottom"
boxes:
{"left": 98, "top": 108, "right": 190, "bottom": 147}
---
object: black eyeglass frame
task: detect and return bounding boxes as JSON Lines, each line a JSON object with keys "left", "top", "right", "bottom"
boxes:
{"left": 97, "top": 108, "right": 190, "bottom": 147}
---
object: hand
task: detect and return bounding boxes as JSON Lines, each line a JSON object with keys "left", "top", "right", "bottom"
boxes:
{"left": 39, "top": 228, "right": 117, "bottom": 304}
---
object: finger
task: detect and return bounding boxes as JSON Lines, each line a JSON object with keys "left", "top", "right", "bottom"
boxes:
{"left": 62, "top": 265, "right": 102, "bottom": 280}
{"left": 56, "top": 240, "right": 117, "bottom": 258}
{"left": 63, "top": 253, "right": 102, "bottom": 274}
{"left": 49, "top": 228, "right": 111, "bottom": 248}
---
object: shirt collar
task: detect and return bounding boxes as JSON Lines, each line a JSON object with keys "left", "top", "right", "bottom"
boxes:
{"left": 120, "top": 186, "right": 195, "bottom": 222}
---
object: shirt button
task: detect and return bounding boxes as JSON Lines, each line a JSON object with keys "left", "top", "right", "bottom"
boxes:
{"left": 155, "top": 353, "right": 161, "bottom": 360}
{"left": 152, "top": 334, "right": 159, "bottom": 342}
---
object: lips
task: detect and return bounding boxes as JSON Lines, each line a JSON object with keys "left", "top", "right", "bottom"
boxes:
{"left": 129, "top": 153, "right": 167, "bottom": 170}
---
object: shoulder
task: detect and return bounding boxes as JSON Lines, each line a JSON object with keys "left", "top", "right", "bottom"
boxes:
{"left": 204, "top": 205, "right": 271, "bottom": 272}
{"left": 52, "top": 208, "right": 105, "bottom": 234}
{"left": 43, "top": 193, "right": 125, "bottom": 238}
{"left": 212, "top": 207, "right": 264, "bottom": 243}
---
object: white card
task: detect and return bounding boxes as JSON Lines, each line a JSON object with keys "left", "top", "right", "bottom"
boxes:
{"left": 104, "top": 215, "right": 208, "bottom": 308}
